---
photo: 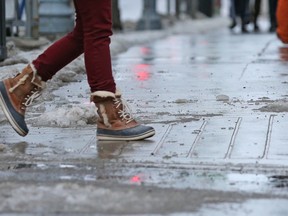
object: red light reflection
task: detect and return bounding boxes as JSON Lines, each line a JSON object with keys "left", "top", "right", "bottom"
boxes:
{"left": 130, "top": 174, "right": 147, "bottom": 184}
{"left": 133, "top": 63, "right": 151, "bottom": 81}
{"left": 130, "top": 175, "right": 141, "bottom": 183}
{"left": 140, "top": 47, "right": 150, "bottom": 55}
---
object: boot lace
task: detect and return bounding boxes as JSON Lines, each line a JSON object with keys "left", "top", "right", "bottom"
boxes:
{"left": 113, "top": 98, "right": 134, "bottom": 124}
{"left": 22, "top": 88, "right": 41, "bottom": 109}
{"left": 9, "top": 74, "right": 29, "bottom": 93}
{"left": 9, "top": 79, "right": 42, "bottom": 110}
{"left": 8, "top": 68, "right": 44, "bottom": 110}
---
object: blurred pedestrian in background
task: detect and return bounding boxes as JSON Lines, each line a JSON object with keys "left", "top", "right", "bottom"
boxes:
{"left": 229, "top": 0, "right": 251, "bottom": 33}
{"left": 0, "top": 0, "right": 155, "bottom": 141}
{"left": 253, "top": 0, "right": 261, "bottom": 32}
{"left": 268, "top": 0, "right": 278, "bottom": 32}
{"left": 253, "top": 0, "right": 278, "bottom": 32}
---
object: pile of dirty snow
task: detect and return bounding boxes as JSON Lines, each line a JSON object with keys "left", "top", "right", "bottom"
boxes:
{"left": 29, "top": 104, "right": 97, "bottom": 128}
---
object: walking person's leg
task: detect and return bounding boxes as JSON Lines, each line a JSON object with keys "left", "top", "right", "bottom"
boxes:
{"left": 74, "top": 0, "right": 155, "bottom": 141}
{"left": 0, "top": 0, "right": 155, "bottom": 140}
{"left": 0, "top": 9, "right": 84, "bottom": 136}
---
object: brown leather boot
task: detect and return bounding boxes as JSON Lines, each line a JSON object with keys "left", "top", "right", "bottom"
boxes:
{"left": 0, "top": 64, "right": 45, "bottom": 136}
{"left": 91, "top": 90, "right": 155, "bottom": 141}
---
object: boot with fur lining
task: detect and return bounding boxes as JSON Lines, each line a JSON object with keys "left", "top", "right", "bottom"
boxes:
{"left": 91, "top": 90, "right": 155, "bottom": 141}
{"left": 0, "top": 64, "right": 45, "bottom": 136}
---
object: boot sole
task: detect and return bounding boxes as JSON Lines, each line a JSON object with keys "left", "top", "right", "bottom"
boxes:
{"left": 97, "top": 128, "right": 155, "bottom": 141}
{"left": 0, "top": 82, "right": 28, "bottom": 136}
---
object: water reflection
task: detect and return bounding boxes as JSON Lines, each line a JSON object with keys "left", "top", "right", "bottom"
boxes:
{"left": 11, "top": 142, "right": 28, "bottom": 154}
{"left": 97, "top": 141, "right": 127, "bottom": 159}
{"left": 133, "top": 63, "right": 151, "bottom": 81}
{"left": 140, "top": 47, "right": 154, "bottom": 61}
{"left": 269, "top": 175, "right": 288, "bottom": 188}
{"left": 130, "top": 173, "right": 145, "bottom": 184}
{"left": 279, "top": 46, "right": 288, "bottom": 61}
{"left": 132, "top": 46, "right": 155, "bottom": 81}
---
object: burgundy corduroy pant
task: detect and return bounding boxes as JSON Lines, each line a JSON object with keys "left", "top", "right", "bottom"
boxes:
{"left": 32, "top": 0, "right": 116, "bottom": 93}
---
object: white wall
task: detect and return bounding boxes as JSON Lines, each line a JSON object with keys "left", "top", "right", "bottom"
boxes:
{"left": 119, "top": 0, "right": 142, "bottom": 21}
{"left": 119, "top": 0, "right": 172, "bottom": 22}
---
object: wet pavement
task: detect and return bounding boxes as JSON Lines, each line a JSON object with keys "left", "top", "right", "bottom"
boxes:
{"left": 1, "top": 19, "right": 288, "bottom": 215}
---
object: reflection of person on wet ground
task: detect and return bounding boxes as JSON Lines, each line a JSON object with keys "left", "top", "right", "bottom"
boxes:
{"left": 229, "top": 0, "right": 250, "bottom": 33}
{"left": 253, "top": 0, "right": 278, "bottom": 32}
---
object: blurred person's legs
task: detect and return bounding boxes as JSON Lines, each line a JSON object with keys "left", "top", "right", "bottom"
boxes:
{"left": 253, "top": 0, "right": 262, "bottom": 32}
{"left": 229, "top": 0, "right": 237, "bottom": 29}
{"left": 239, "top": 0, "right": 250, "bottom": 33}
{"left": 232, "top": 0, "right": 250, "bottom": 33}
{"left": 268, "top": 0, "right": 278, "bottom": 32}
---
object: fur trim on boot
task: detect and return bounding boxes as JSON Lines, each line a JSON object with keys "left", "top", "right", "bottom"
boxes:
{"left": 91, "top": 90, "right": 155, "bottom": 141}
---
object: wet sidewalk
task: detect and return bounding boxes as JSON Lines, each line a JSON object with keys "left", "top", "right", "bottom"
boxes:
{"left": 1, "top": 18, "right": 288, "bottom": 215}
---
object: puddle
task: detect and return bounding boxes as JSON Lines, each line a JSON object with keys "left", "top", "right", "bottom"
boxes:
{"left": 269, "top": 175, "right": 288, "bottom": 188}
{"left": 59, "top": 164, "right": 77, "bottom": 169}
{"left": 195, "top": 199, "right": 288, "bottom": 216}
{"left": 258, "top": 101, "right": 288, "bottom": 112}
{"left": 11, "top": 142, "right": 28, "bottom": 154}
{"left": 9, "top": 163, "right": 35, "bottom": 170}
{"left": 97, "top": 141, "right": 127, "bottom": 159}
{"left": 226, "top": 173, "right": 269, "bottom": 191}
